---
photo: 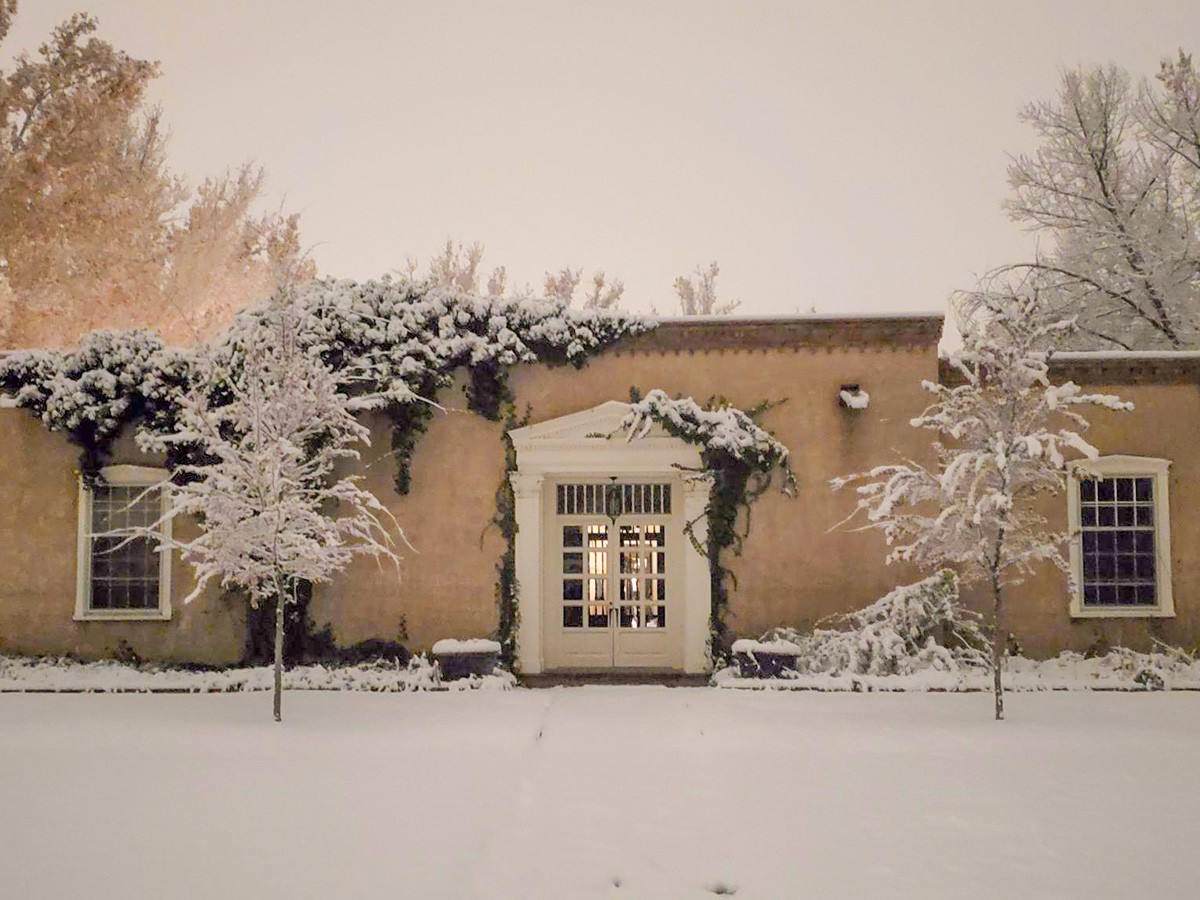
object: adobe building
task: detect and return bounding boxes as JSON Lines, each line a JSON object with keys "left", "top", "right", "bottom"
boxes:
{"left": 1, "top": 314, "right": 1195, "bottom": 670}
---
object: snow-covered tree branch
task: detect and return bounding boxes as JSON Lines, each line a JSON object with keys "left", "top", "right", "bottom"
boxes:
{"left": 832, "top": 293, "right": 1131, "bottom": 719}
{"left": 994, "top": 55, "right": 1200, "bottom": 349}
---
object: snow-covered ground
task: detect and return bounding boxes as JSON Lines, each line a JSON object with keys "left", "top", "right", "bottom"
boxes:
{"left": 2, "top": 688, "right": 1197, "bottom": 900}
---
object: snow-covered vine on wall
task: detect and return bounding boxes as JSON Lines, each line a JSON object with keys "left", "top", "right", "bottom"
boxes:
{"left": 0, "top": 277, "right": 652, "bottom": 489}
{"left": 619, "top": 388, "right": 796, "bottom": 652}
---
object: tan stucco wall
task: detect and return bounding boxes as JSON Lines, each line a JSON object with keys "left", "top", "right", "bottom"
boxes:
{"left": 9, "top": 332, "right": 1197, "bottom": 666}
{"left": 994, "top": 380, "right": 1200, "bottom": 656}
{"left": 0, "top": 409, "right": 244, "bottom": 664}
{"left": 307, "top": 342, "right": 938, "bottom": 656}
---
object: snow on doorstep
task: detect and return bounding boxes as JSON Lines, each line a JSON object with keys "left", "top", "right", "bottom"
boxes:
{"left": 431, "top": 638, "right": 502, "bottom": 655}
{"left": 730, "top": 638, "right": 804, "bottom": 655}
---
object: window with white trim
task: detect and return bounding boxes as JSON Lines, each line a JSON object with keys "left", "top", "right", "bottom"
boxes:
{"left": 75, "top": 465, "right": 173, "bottom": 621}
{"left": 1068, "top": 456, "right": 1173, "bottom": 618}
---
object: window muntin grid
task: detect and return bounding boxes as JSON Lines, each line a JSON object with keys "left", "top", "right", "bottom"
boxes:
{"left": 560, "top": 522, "right": 666, "bottom": 630}
{"left": 1078, "top": 476, "right": 1157, "bottom": 607}
{"left": 89, "top": 484, "right": 163, "bottom": 611}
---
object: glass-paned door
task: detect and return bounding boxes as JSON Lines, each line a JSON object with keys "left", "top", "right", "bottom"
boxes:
{"left": 553, "top": 498, "right": 676, "bottom": 667}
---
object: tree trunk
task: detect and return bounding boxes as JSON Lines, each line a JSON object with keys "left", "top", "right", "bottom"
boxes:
{"left": 273, "top": 591, "right": 284, "bottom": 723}
{"left": 991, "top": 573, "right": 1005, "bottom": 722}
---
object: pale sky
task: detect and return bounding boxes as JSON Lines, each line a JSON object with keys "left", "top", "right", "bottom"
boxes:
{"left": 7, "top": 0, "right": 1199, "bottom": 317}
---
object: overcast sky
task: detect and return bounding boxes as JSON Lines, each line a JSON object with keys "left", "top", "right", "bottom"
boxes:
{"left": 6, "top": 0, "right": 1199, "bottom": 317}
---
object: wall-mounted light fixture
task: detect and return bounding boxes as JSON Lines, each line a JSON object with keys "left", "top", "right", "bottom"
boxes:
{"left": 838, "top": 384, "right": 870, "bottom": 410}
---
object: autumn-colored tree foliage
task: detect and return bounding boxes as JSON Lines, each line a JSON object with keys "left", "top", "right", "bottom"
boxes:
{"left": 0, "top": 4, "right": 310, "bottom": 349}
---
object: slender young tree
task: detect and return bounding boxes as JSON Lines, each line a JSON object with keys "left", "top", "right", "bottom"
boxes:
{"left": 832, "top": 292, "right": 1130, "bottom": 719}
{"left": 136, "top": 291, "right": 402, "bottom": 721}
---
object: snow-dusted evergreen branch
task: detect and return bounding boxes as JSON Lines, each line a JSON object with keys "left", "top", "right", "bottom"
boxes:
{"left": 832, "top": 292, "right": 1131, "bottom": 719}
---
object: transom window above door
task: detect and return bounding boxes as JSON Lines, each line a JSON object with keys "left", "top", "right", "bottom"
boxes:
{"left": 556, "top": 482, "right": 672, "bottom": 517}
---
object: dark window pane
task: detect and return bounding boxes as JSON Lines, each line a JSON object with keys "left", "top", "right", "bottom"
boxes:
{"left": 1135, "top": 532, "right": 1155, "bottom": 553}
{"left": 1098, "top": 557, "right": 1115, "bottom": 579}
{"left": 1097, "top": 479, "right": 1115, "bottom": 501}
{"left": 1117, "top": 506, "right": 1135, "bottom": 527}
{"left": 1096, "top": 533, "right": 1114, "bottom": 553}
{"left": 562, "top": 579, "right": 583, "bottom": 601}
{"left": 1098, "top": 584, "right": 1117, "bottom": 604}
{"left": 1082, "top": 532, "right": 1097, "bottom": 553}
{"left": 1135, "top": 478, "right": 1153, "bottom": 502}
{"left": 1116, "top": 479, "right": 1134, "bottom": 502}
{"left": 1136, "top": 554, "right": 1155, "bottom": 579}
{"left": 1098, "top": 507, "right": 1115, "bottom": 527}
{"left": 1117, "top": 584, "right": 1137, "bottom": 604}
{"left": 1116, "top": 555, "right": 1135, "bottom": 578}
{"left": 1115, "top": 532, "right": 1134, "bottom": 553}
{"left": 563, "top": 526, "right": 582, "bottom": 548}
{"left": 1081, "top": 507, "right": 1097, "bottom": 527}
{"left": 1136, "top": 584, "right": 1157, "bottom": 605}
{"left": 1083, "top": 585, "right": 1098, "bottom": 604}
{"left": 1082, "top": 556, "right": 1097, "bottom": 579}
{"left": 1080, "top": 480, "right": 1096, "bottom": 501}
{"left": 556, "top": 485, "right": 565, "bottom": 515}
{"left": 563, "top": 553, "right": 583, "bottom": 574}
{"left": 91, "top": 584, "right": 111, "bottom": 609}
{"left": 1136, "top": 507, "right": 1154, "bottom": 527}
{"left": 562, "top": 606, "right": 583, "bottom": 628}
{"left": 587, "top": 607, "right": 609, "bottom": 628}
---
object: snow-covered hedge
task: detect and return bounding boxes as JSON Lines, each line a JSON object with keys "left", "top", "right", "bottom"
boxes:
{"left": 0, "top": 654, "right": 517, "bottom": 693}
{"left": 716, "top": 646, "right": 1200, "bottom": 692}
{"left": 719, "top": 569, "right": 1200, "bottom": 690}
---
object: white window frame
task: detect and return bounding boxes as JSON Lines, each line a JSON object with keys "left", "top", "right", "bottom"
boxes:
{"left": 75, "top": 465, "right": 173, "bottom": 621}
{"left": 1067, "top": 455, "right": 1173, "bottom": 619}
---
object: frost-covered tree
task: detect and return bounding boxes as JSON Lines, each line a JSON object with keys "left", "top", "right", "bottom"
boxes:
{"left": 1000, "top": 54, "right": 1200, "bottom": 349}
{"left": 832, "top": 293, "right": 1130, "bottom": 719}
{"left": 135, "top": 292, "right": 401, "bottom": 722}
{"left": 673, "top": 261, "right": 740, "bottom": 316}
{"left": 0, "top": 6, "right": 310, "bottom": 349}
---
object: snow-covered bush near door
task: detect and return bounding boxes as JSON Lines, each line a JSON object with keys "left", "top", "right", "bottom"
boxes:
{"left": 752, "top": 569, "right": 990, "bottom": 678}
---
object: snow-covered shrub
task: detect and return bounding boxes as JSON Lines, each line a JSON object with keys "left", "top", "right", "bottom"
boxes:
{"left": 762, "top": 570, "right": 990, "bottom": 677}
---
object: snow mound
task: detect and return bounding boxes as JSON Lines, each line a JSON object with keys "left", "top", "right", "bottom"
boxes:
{"left": 0, "top": 654, "right": 517, "bottom": 693}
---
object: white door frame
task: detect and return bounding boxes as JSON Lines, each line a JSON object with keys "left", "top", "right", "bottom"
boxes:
{"left": 508, "top": 401, "right": 711, "bottom": 674}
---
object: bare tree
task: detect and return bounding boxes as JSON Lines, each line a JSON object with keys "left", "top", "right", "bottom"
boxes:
{"left": 673, "top": 261, "right": 740, "bottom": 315}
{"left": 0, "top": 7, "right": 311, "bottom": 349}
{"left": 999, "top": 56, "right": 1200, "bottom": 349}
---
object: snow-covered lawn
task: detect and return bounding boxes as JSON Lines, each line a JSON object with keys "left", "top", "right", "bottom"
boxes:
{"left": 2, "top": 689, "right": 1197, "bottom": 900}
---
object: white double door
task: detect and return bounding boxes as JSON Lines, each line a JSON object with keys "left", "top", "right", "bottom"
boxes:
{"left": 545, "top": 516, "right": 679, "bottom": 669}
